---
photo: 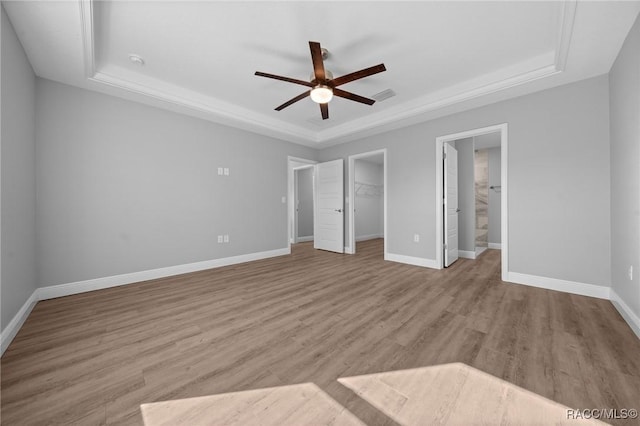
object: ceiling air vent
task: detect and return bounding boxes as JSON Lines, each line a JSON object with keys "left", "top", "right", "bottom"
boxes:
{"left": 371, "top": 89, "right": 396, "bottom": 102}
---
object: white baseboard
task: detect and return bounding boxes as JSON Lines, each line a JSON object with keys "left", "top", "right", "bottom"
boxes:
{"left": 1, "top": 289, "right": 39, "bottom": 355}
{"left": 344, "top": 246, "right": 354, "bottom": 254}
{"left": 610, "top": 288, "right": 640, "bottom": 339}
{"left": 385, "top": 253, "right": 439, "bottom": 269}
{"left": 1, "top": 247, "right": 291, "bottom": 355}
{"left": 488, "top": 243, "right": 502, "bottom": 249}
{"left": 355, "top": 234, "right": 383, "bottom": 242}
{"left": 459, "top": 250, "right": 476, "bottom": 259}
{"left": 295, "top": 236, "right": 314, "bottom": 243}
{"left": 5, "top": 248, "right": 636, "bottom": 356}
{"left": 505, "top": 272, "right": 610, "bottom": 299}
{"left": 38, "top": 247, "right": 291, "bottom": 301}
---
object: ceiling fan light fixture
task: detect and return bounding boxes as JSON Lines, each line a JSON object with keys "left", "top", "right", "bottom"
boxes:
{"left": 310, "top": 85, "right": 333, "bottom": 104}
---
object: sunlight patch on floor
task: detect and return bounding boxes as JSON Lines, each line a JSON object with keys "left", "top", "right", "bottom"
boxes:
{"left": 140, "top": 382, "right": 365, "bottom": 426}
{"left": 338, "top": 363, "right": 607, "bottom": 425}
{"left": 141, "top": 363, "right": 610, "bottom": 425}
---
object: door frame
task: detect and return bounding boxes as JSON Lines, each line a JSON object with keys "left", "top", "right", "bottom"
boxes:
{"left": 293, "top": 165, "right": 315, "bottom": 244}
{"left": 347, "top": 149, "right": 388, "bottom": 256}
{"left": 288, "top": 156, "right": 317, "bottom": 248}
{"left": 435, "top": 124, "right": 508, "bottom": 280}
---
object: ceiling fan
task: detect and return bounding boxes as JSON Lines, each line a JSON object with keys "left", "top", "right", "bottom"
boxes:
{"left": 255, "top": 41, "right": 386, "bottom": 120}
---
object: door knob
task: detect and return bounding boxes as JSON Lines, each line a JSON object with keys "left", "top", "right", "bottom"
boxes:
{"left": 456, "top": 209, "right": 461, "bottom": 213}
{"left": 335, "top": 209, "right": 343, "bottom": 213}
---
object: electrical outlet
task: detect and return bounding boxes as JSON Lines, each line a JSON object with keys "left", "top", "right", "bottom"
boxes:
{"left": 217, "top": 235, "right": 223, "bottom": 243}
{"left": 224, "top": 168, "right": 229, "bottom": 176}
{"left": 413, "top": 234, "right": 420, "bottom": 243}
{"left": 217, "top": 167, "right": 223, "bottom": 176}
{"left": 629, "top": 265, "right": 633, "bottom": 281}
{"left": 223, "top": 235, "right": 229, "bottom": 243}
{"left": 281, "top": 196, "right": 286, "bottom": 204}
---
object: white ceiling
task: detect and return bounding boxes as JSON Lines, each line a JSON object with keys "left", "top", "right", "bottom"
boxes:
{"left": 4, "top": 1, "right": 640, "bottom": 148}
{"left": 474, "top": 132, "right": 501, "bottom": 150}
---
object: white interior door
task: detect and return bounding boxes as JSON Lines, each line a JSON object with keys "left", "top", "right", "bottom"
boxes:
{"left": 444, "top": 144, "right": 459, "bottom": 266}
{"left": 314, "top": 159, "right": 344, "bottom": 253}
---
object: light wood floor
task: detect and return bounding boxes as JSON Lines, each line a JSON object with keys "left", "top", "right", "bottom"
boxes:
{"left": 2, "top": 240, "right": 639, "bottom": 425}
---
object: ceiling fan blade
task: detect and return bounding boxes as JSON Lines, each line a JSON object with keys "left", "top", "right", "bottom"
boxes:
{"left": 333, "top": 88, "right": 375, "bottom": 105}
{"left": 309, "top": 41, "right": 326, "bottom": 81}
{"left": 275, "top": 91, "right": 310, "bottom": 111}
{"left": 255, "top": 71, "right": 313, "bottom": 88}
{"left": 320, "top": 103, "right": 329, "bottom": 120}
{"left": 330, "top": 64, "right": 386, "bottom": 87}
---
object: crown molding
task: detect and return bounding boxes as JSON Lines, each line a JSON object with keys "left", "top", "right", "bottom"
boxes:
{"left": 78, "top": 0, "right": 576, "bottom": 146}
{"left": 316, "top": 62, "right": 559, "bottom": 145}
{"left": 555, "top": 0, "right": 577, "bottom": 72}
{"left": 90, "top": 71, "right": 318, "bottom": 145}
{"left": 79, "top": 0, "right": 95, "bottom": 78}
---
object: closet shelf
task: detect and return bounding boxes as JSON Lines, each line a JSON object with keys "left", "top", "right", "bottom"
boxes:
{"left": 355, "top": 181, "right": 383, "bottom": 197}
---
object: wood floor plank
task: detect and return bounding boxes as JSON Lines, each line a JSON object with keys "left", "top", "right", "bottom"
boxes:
{"left": 2, "top": 241, "right": 639, "bottom": 425}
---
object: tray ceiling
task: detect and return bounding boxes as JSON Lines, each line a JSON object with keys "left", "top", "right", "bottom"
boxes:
{"left": 4, "top": 1, "right": 640, "bottom": 147}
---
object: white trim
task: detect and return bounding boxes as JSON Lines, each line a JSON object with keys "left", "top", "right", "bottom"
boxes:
{"left": 555, "top": 0, "right": 577, "bottom": 72}
{"left": 610, "top": 288, "right": 640, "bottom": 339}
{"left": 4, "top": 257, "right": 638, "bottom": 357}
{"left": 348, "top": 149, "right": 388, "bottom": 259}
{"left": 355, "top": 234, "right": 384, "bottom": 242}
{"left": 459, "top": 250, "right": 476, "bottom": 260}
{"left": 506, "top": 272, "right": 610, "bottom": 300}
{"left": 38, "top": 248, "right": 290, "bottom": 301}
{"left": 1, "top": 289, "right": 39, "bottom": 355}
{"left": 319, "top": 64, "right": 556, "bottom": 146}
{"left": 488, "top": 243, "right": 502, "bottom": 250}
{"left": 385, "top": 253, "right": 439, "bottom": 269}
{"left": 90, "top": 72, "right": 316, "bottom": 146}
{"left": 435, "top": 123, "right": 508, "bottom": 282}
{"left": 476, "top": 247, "right": 487, "bottom": 257}
{"left": 78, "top": 0, "right": 95, "bottom": 78}
{"left": 296, "top": 236, "right": 314, "bottom": 243}
{"left": 77, "top": 1, "right": 574, "bottom": 145}
{"left": 1, "top": 247, "right": 289, "bottom": 355}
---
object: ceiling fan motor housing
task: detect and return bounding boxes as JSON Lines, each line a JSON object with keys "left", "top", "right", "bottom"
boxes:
{"left": 310, "top": 70, "right": 334, "bottom": 85}
{"left": 255, "top": 41, "right": 385, "bottom": 120}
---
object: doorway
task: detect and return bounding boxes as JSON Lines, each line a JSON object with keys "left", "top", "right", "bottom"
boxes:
{"left": 435, "top": 124, "right": 508, "bottom": 280}
{"left": 288, "top": 156, "right": 316, "bottom": 247}
{"left": 447, "top": 134, "right": 501, "bottom": 262}
{"left": 347, "top": 149, "right": 387, "bottom": 256}
{"left": 293, "top": 165, "right": 314, "bottom": 243}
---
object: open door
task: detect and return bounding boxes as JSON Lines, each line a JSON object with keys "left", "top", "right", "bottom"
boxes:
{"left": 314, "top": 159, "right": 344, "bottom": 253}
{"left": 444, "top": 144, "right": 459, "bottom": 266}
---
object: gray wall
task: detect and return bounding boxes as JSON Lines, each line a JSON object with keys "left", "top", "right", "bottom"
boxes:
{"left": 455, "top": 138, "right": 475, "bottom": 253}
{"left": 488, "top": 147, "right": 502, "bottom": 245}
{"left": 1, "top": 6, "right": 38, "bottom": 331}
{"left": 320, "top": 75, "right": 611, "bottom": 287}
{"left": 295, "top": 167, "right": 313, "bottom": 239}
{"left": 609, "top": 14, "right": 640, "bottom": 320}
{"left": 36, "top": 79, "right": 316, "bottom": 287}
{"left": 354, "top": 159, "right": 383, "bottom": 240}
